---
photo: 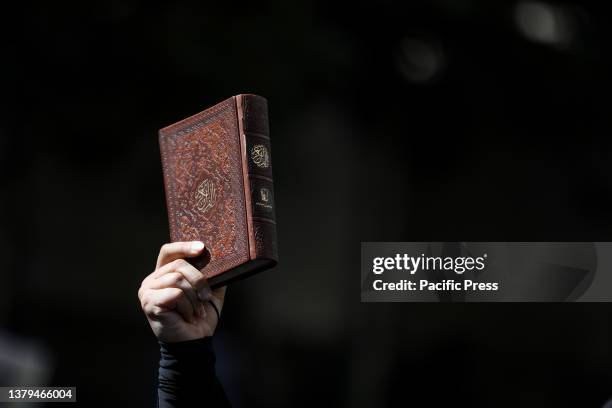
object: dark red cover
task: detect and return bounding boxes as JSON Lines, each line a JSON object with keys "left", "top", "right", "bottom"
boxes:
{"left": 159, "top": 94, "right": 277, "bottom": 287}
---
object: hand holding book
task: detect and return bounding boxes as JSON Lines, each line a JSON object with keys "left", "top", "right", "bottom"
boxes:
{"left": 138, "top": 241, "right": 225, "bottom": 343}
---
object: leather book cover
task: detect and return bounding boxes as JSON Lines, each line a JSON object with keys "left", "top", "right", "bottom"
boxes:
{"left": 159, "top": 94, "right": 278, "bottom": 288}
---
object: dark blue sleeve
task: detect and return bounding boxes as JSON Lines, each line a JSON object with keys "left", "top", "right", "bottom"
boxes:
{"left": 157, "top": 338, "right": 231, "bottom": 407}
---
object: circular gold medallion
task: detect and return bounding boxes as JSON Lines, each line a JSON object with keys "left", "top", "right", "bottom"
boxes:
{"left": 251, "top": 144, "right": 270, "bottom": 168}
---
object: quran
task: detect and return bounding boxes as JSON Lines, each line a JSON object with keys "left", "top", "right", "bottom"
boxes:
{"left": 159, "top": 94, "right": 278, "bottom": 288}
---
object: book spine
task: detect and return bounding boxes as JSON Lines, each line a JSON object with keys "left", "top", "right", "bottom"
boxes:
{"left": 238, "top": 95, "right": 278, "bottom": 262}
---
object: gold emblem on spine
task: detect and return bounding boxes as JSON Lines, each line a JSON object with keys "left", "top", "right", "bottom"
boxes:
{"left": 255, "top": 187, "right": 273, "bottom": 210}
{"left": 251, "top": 145, "right": 270, "bottom": 168}
{"left": 260, "top": 188, "right": 270, "bottom": 203}
{"left": 195, "top": 178, "right": 215, "bottom": 213}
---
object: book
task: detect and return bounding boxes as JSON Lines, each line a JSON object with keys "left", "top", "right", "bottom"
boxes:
{"left": 159, "top": 94, "right": 278, "bottom": 288}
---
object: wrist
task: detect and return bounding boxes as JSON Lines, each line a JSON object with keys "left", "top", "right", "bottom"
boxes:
{"left": 159, "top": 337, "right": 216, "bottom": 372}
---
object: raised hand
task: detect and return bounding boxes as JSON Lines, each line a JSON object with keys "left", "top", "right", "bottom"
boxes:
{"left": 138, "top": 241, "right": 226, "bottom": 343}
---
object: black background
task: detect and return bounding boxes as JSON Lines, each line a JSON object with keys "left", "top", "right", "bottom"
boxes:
{"left": 1, "top": 0, "right": 611, "bottom": 406}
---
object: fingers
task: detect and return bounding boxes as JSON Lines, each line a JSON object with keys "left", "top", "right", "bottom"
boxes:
{"left": 151, "top": 259, "right": 210, "bottom": 299}
{"left": 156, "top": 241, "right": 205, "bottom": 269}
{"left": 150, "top": 272, "right": 201, "bottom": 318}
{"left": 141, "top": 241, "right": 219, "bottom": 327}
{"left": 141, "top": 287, "right": 196, "bottom": 323}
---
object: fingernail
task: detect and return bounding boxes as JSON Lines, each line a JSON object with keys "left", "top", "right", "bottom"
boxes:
{"left": 198, "top": 286, "right": 212, "bottom": 302}
{"left": 191, "top": 241, "right": 205, "bottom": 253}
